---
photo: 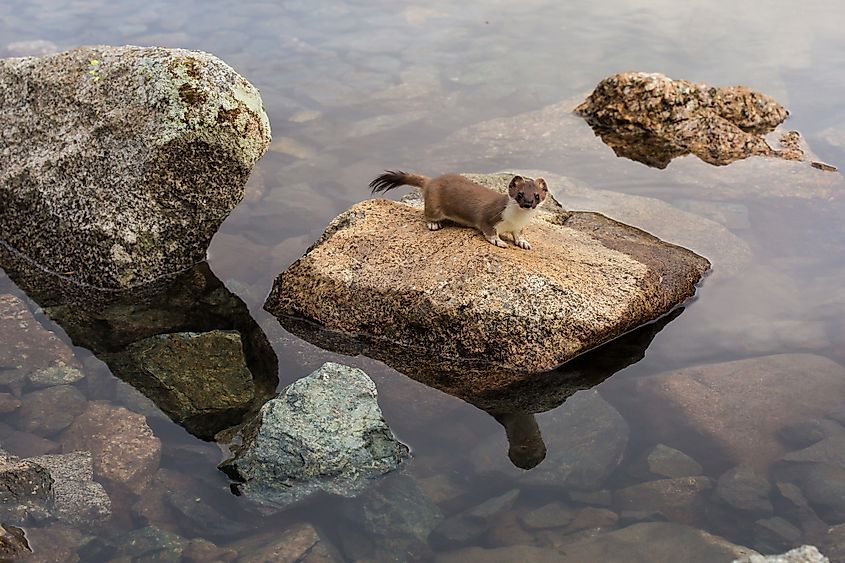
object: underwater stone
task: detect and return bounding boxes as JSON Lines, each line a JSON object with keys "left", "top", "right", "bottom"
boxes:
{"left": 28, "top": 451, "right": 111, "bottom": 526}
{"left": 61, "top": 401, "right": 161, "bottom": 493}
{"left": 0, "top": 45, "right": 271, "bottom": 289}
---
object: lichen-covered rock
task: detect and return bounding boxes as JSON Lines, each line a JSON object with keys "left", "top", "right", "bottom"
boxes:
{"left": 266, "top": 174, "right": 709, "bottom": 374}
{"left": 219, "top": 362, "right": 409, "bottom": 511}
{"left": 575, "top": 72, "right": 792, "bottom": 167}
{"left": 0, "top": 45, "right": 271, "bottom": 289}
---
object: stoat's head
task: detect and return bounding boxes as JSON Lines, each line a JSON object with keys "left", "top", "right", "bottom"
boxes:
{"left": 508, "top": 175, "right": 548, "bottom": 210}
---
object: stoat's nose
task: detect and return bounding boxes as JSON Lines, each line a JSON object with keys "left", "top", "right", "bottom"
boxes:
{"left": 520, "top": 202, "right": 533, "bottom": 209}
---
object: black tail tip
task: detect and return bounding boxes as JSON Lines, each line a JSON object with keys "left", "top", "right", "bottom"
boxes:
{"left": 369, "top": 169, "right": 406, "bottom": 194}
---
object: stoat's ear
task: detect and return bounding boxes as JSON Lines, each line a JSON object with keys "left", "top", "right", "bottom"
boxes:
{"left": 535, "top": 178, "right": 548, "bottom": 192}
{"left": 508, "top": 175, "right": 525, "bottom": 190}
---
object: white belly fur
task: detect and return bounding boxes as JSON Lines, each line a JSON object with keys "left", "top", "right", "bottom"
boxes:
{"left": 495, "top": 201, "right": 535, "bottom": 233}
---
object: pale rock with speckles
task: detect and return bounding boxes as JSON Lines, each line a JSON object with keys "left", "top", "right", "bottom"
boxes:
{"left": 0, "top": 46, "right": 271, "bottom": 289}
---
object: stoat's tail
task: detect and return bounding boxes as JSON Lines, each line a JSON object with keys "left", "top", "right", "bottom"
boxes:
{"left": 369, "top": 170, "right": 429, "bottom": 194}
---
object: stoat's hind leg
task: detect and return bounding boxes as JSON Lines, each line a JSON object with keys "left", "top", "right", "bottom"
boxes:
{"left": 424, "top": 204, "right": 446, "bottom": 232}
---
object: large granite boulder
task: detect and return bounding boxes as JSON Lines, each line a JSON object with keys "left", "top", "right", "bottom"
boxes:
{"left": 0, "top": 45, "right": 271, "bottom": 289}
{"left": 219, "top": 362, "right": 409, "bottom": 512}
{"left": 575, "top": 72, "right": 794, "bottom": 168}
{"left": 266, "top": 173, "right": 709, "bottom": 374}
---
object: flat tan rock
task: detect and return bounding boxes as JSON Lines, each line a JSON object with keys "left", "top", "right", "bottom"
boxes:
{"left": 265, "top": 174, "right": 709, "bottom": 374}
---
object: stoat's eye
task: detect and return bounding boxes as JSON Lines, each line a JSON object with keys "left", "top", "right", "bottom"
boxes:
{"left": 534, "top": 193, "right": 540, "bottom": 201}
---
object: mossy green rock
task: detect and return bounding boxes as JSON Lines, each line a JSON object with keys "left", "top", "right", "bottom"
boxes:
{"left": 110, "top": 330, "right": 256, "bottom": 439}
{"left": 0, "top": 46, "right": 271, "bottom": 289}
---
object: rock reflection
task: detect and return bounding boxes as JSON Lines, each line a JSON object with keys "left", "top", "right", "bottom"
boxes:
{"left": 277, "top": 309, "right": 682, "bottom": 469}
{"left": 0, "top": 250, "right": 278, "bottom": 441}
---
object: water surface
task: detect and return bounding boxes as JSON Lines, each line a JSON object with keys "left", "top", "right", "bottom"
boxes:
{"left": 2, "top": 0, "right": 845, "bottom": 560}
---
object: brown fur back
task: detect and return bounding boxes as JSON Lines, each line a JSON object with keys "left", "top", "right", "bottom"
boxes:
{"left": 422, "top": 174, "right": 508, "bottom": 230}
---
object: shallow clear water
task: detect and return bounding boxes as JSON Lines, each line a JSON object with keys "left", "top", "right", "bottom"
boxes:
{"left": 2, "top": 0, "right": 845, "bottom": 561}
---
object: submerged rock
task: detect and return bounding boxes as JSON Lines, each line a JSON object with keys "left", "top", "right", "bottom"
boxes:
{"left": 433, "top": 489, "right": 520, "bottom": 544}
{"left": 0, "top": 45, "right": 271, "bottom": 289}
{"left": 521, "top": 390, "right": 629, "bottom": 491}
{"left": 575, "top": 72, "right": 792, "bottom": 168}
{"left": 558, "top": 522, "right": 757, "bottom": 562}
{"left": 61, "top": 401, "right": 162, "bottom": 494}
{"left": 0, "top": 261, "right": 279, "bottom": 441}
{"left": 17, "top": 385, "right": 87, "bottom": 436}
{"left": 0, "top": 454, "right": 53, "bottom": 505}
{"left": 0, "top": 523, "right": 31, "bottom": 560}
{"left": 615, "top": 354, "right": 845, "bottom": 472}
{"left": 109, "top": 330, "right": 256, "bottom": 439}
{"left": 28, "top": 451, "right": 111, "bottom": 526}
{"left": 639, "top": 444, "right": 703, "bottom": 480}
{"left": 715, "top": 465, "right": 774, "bottom": 516}
{"left": 471, "top": 389, "right": 629, "bottom": 490}
{"left": 266, "top": 174, "right": 709, "bottom": 374}
{"left": 438, "top": 522, "right": 756, "bottom": 563}
{"left": 613, "top": 476, "right": 713, "bottom": 527}
{"left": 219, "top": 362, "right": 409, "bottom": 511}
{"left": 230, "top": 523, "right": 342, "bottom": 563}
{"left": 339, "top": 472, "right": 443, "bottom": 562}
{"left": 0, "top": 294, "right": 79, "bottom": 383}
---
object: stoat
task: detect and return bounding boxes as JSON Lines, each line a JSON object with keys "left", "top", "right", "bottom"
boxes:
{"left": 369, "top": 171, "right": 548, "bottom": 250}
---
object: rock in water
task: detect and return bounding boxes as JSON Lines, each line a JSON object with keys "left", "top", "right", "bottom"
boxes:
{"left": 0, "top": 46, "right": 271, "bottom": 289}
{"left": 27, "top": 451, "right": 111, "bottom": 525}
{"left": 265, "top": 174, "right": 709, "bottom": 374}
{"left": 576, "top": 72, "right": 792, "bottom": 168}
{"left": 733, "top": 545, "right": 830, "bottom": 563}
{"left": 219, "top": 362, "right": 409, "bottom": 511}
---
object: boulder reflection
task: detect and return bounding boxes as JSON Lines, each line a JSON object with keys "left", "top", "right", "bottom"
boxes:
{"left": 276, "top": 308, "right": 682, "bottom": 469}
{"left": 0, "top": 249, "right": 278, "bottom": 441}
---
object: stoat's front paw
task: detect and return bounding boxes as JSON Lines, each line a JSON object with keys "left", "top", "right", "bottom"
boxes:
{"left": 515, "top": 239, "right": 532, "bottom": 250}
{"left": 426, "top": 221, "right": 443, "bottom": 231}
{"left": 489, "top": 237, "right": 508, "bottom": 248}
